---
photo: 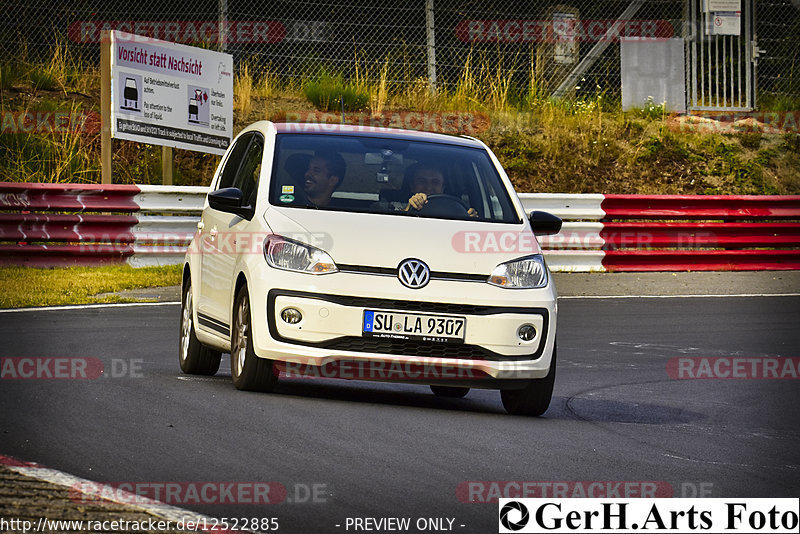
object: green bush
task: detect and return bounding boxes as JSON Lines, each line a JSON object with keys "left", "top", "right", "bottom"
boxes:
{"left": 632, "top": 97, "right": 667, "bottom": 121}
{"left": 29, "top": 69, "right": 59, "bottom": 91}
{"left": 0, "top": 62, "right": 25, "bottom": 90}
{"left": 784, "top": 134, "right": 800, "bottom": 154}
{"left": 736, "top": 131, "right": 762, "bottom": 150}
{"left": 303, "top": 72, "right": 368, "bottom": 112}
{"left": 639, "top": 134, "right": 690, "bottom": 163}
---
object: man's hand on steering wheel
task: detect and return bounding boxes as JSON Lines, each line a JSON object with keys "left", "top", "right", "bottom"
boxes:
{"left": 407, "top": 193, "right": 479, "bottom": 217}
{"left": 406, "top": 192, "right": 428, "bottom": 211}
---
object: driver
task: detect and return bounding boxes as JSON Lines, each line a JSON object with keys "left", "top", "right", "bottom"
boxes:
{"left": 405, "top": 165, "right": 478, "bottom": 217}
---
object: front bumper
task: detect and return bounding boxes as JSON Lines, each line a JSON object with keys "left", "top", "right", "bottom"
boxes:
{"left": 251, "top": 288, "right": 556, "bottom": 381}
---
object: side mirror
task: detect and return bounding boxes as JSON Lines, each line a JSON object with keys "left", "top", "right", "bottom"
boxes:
{"left": 208, "top": 187, "right": 253, "bottom": 219}
{"left": 529, "top": 210, "right": 562, "bottom": 236}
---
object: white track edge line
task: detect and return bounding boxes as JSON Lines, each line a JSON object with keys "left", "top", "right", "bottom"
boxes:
{"left": 0, "top": 302, "right": 180, "bottom": 313}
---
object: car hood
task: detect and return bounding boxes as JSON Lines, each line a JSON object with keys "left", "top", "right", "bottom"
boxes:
{"left": 263, "top": 207, "right": 541, "bottom": 275}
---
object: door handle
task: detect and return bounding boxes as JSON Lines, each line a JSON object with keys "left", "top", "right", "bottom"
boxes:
{"left": 197, "top": 221, "right": 205, "bottom": 230}
{"left": 209, "top": 227, "right": 218, "bottom": 238}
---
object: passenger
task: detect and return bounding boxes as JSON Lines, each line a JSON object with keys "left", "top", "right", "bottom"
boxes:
{"left": 303, "top": 151, "right": 346, "bottom": 208}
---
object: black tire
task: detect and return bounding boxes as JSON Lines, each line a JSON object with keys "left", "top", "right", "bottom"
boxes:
{"left": 430, "top": 385, "right": 470, "bottom": 398}
{"left": 500, "top": 346, "right": 557, "bottom": 416}
{"left": 230, "top": 286, "right": 278, "bottom": 392}
{"left": 179, "top": 280, "right": 221, "bottom": 375}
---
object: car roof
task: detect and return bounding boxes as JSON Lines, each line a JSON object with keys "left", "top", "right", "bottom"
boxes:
{"left": 272, "top": 122, "right": 485, "bottom": 148}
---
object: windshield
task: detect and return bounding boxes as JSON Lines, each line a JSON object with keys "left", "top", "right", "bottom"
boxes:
{"left": 269, "top": 133, "right": 521, "bottom": 223}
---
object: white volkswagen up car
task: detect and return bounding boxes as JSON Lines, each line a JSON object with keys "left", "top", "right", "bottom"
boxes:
{"left": 180, "top": 122, "right": 561, "bottom": 416}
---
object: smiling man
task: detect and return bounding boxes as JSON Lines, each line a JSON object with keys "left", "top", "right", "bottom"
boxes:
{"left": 405, "top": 164, "right": 478, "bottom": 217}
{"left": 303, "top": 151, "right": 346, "bottom": 207}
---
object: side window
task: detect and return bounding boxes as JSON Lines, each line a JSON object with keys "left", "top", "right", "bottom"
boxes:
{"left": 217, "top": 132, "right": 254, "bottom": 190}
{"left": 232, "top": 134, "right": 264, "bottom": 207}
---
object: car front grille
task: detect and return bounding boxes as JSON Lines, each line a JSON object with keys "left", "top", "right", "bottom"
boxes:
{"left": 295, "top": 336, "right": 539, "bottom": 362}
{"left": 338, "top": 298, "right": 494, "bottom": 315}
{"left": 324, "top": 337, "right": 493, "bottom": 359}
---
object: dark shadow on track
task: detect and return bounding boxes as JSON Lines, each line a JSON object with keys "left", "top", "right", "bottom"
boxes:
{"left": 272, "top": 379, "right": 508, "bottom": 414}
{"left": 179, "top": 364, "right": 703, "bottom": 423}
{"left": 566, "top": 397, "right": 705, "bottom": 425}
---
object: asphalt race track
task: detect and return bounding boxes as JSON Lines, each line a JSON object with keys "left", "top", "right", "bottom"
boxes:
{"left": 1, "top": 295, "right": 799, "bottom": 533}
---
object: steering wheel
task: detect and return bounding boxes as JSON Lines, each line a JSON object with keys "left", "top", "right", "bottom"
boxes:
{"left": 414, "top": 194, "right": 470, "bottom": 217}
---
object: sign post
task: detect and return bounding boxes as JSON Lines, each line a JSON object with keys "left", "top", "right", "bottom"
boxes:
{"left": 100, "top": 31, "right": 112, "bottom": 184}
{"left": 162, "top": 146, "right": 173, "bottom": 185}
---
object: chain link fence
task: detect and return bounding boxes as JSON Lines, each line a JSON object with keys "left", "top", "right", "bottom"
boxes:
{"left": 758, "top": 0, "right": 800, "bottom": 103}
{"left": 2, "top": 0, "right": 799, "bottom": 105}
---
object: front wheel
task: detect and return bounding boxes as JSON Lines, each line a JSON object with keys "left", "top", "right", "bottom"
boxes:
{"left": 231, "top": 286, "right": 278, "bottom": 392}
{"left": 500, "top": 346, "right": 557, "bottom": 416}
{"left": 179, "top": 280, "right": 221, "bottom": 375}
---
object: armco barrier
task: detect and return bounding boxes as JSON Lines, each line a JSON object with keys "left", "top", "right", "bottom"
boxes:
{"left": 0, "top": 183, "right": 140, "bottom": 266}
{"left": 130, "top": 185, "right": 206, "bottom": 267}
{"left": 524, "top": 194, "right": 800, "bottom": 271}
{"left": 1, "top": 183, "right": 798, "bottom": 271}
{"left": 0, "top": 183, "right": 205, "bottom": 267}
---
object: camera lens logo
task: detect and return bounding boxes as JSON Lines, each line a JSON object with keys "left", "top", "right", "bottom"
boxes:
{"left": 500, "top": 501, "right": 530, "bottom": 531}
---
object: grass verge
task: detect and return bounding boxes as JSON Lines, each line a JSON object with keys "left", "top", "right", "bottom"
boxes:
{"left": 2, "top": 46, "right": 799, "bottom": 192}
{"left": 0, "top": 264, "right": 181, "bottom": 309}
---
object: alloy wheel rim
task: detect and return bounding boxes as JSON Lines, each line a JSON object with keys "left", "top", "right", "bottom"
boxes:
{"left": 235, "top": 298, "right": 249, "bottom": 375}
{"left": 180, "top": 290, "right": 192, "bottom": 361}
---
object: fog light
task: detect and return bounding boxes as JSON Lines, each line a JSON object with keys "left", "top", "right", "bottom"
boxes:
{"left": 281, "top": 308, "right": 302, "bottom": 324}
{"left": 517, "top": 324, "right": 537, "bottom": 341}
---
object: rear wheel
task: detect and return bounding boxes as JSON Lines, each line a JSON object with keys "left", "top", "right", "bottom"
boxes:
{"left": 231, "top": 286, "right": 278, "bottom": 392}
{"left": 500, "top": 346, "right": 556, "bottom": 416}
{"left": 430, "top": 385, "right": 470, "bottom": 398}
{"left": 179, "top": 280, "right": 221, "bottom": 375}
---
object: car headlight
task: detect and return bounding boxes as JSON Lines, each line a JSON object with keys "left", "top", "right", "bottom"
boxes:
{"left": 264, "top": 235, "right": 338, "bottom": 274}
{"left": 488, "top": 254, "right": 548, "bottom": 289}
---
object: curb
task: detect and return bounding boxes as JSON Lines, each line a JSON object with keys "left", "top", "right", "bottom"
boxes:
{"left": 0, "top": 453, "right": 250, "bottom": 533}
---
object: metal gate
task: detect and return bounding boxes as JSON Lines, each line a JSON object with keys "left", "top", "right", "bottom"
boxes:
{"left": 686, "top": 0, "right": 757, "bottom": 111}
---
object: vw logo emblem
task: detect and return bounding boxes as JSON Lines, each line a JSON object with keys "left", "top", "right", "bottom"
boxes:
{"left": 397, "top": 259, "right": 430, "bottom": 289}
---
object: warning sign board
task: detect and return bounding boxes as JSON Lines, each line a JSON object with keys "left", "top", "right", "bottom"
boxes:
{"left": 110, "top": 31, "right": 233, "bottom": 155}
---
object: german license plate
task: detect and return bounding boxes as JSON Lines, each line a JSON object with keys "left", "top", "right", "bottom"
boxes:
{"left": 362, "top": 310, "right": 466, "bottom": 343}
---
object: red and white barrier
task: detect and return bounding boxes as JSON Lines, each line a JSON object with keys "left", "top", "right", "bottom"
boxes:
{"left": 0, "top": 183, "right": 204, "bottom": 267}
{"left": 1, "top": 183, "right": 798, "bottom": 271}
{"left": 520, "top": 194, "right": 800, "bottom": 271}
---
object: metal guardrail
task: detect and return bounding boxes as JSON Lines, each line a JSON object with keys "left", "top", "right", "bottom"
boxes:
{"left": 1, "top": 183, "right": 799, "bottom": 271}
{"left": 522, "top": 194, "right": 800, "bottom": 271}
{"left": 129, "top": 185, "right": 207, "bottom": 267}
